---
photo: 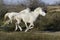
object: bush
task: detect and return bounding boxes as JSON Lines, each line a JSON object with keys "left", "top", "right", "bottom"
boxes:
{"left": 42, "top": 12, "right": 60, "bottom": 31}
{"left": 0, "top": 8, "right": 8, "bottom": 19}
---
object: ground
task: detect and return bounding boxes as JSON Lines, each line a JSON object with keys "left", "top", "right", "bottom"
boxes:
{"left": 0, "top": 31, "right": 60, "bottom": 40}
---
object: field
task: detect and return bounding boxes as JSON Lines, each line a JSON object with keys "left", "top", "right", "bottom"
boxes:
{"left": 0, "top": 5, "right": 60, "bottom": 40}
{"left": 0, "top": 31, "right": 60, "bottom": 40}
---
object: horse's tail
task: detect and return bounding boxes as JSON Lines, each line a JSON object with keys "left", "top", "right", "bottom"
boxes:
{"left": 4, "top": 14, "right": 8, "bottom": 21}
{"left": 1, "top": 13, "right": 10, "bottom": 27}
{"left": 1, "top": 20, "right": 10, "bottom": 27}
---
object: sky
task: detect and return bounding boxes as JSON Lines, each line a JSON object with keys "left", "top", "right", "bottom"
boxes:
{"left": 3, "top": 0, "right": 30, "bottom": 5}
{"left": 42, "top": 0, "right": 60, "bottom": 4}
{"left": 3, "top": 0, "right": 60, "bottom": 5}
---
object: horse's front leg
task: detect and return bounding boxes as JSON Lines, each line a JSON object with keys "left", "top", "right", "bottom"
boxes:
{"left": 24, "top": 22, "right": 29, "bottom": 32}
{"left": 25, "top": 23, "right": 34, "bottom": 32}
{"left": 29, "top": 23, "right": 34, "bottom": 29}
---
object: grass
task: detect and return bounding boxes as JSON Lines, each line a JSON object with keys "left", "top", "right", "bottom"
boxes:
{"left": 0, "top": 31, "right": 60, "bottom": 40}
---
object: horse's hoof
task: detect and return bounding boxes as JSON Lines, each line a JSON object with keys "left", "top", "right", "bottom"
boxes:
{"left": 15, "top": 29, "right": 17, "bottom": 31}
{"left": 25, "top": 30, "right": 27, "bottom": 32}
{"left": 15, "top": 30, "right": 16, "bottom": 32}
{"left": 20, "top": 30, "right": 22, "bottom": 31}
{"left": 29, "top": 27, "right": 34, "bottom": 29}
{"left": 31, "top": 27, "right": 33, "bottom": 28}
{"left": 25, "top": 29, "right": 28, "bottom": 32}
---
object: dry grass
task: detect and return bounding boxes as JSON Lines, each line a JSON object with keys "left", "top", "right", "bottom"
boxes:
{"left": 0, "top": 31, "right": 60, "bottom": 40}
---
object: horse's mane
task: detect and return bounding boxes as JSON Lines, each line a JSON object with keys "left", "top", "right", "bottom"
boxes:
{"left": 33, "top": 7, "right": 41, "bottom": 13}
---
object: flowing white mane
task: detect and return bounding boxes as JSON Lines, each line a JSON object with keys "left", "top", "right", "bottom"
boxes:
{"left": 19, "top": 8, "right": 30, "bottom": 14}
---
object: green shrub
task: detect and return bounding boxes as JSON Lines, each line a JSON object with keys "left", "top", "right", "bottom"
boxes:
{"left": 0, "top": 8, "right": 8, "bottom": 19}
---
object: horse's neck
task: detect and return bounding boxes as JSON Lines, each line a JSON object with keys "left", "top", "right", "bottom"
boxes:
{"left": 33, "top": 11, "right": 39, "bottom": 17}
{"left": 31, "top": 12, "right": 39, "bottom": 21}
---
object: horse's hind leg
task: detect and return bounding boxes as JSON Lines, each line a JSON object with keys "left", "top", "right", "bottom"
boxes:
{"left": 15, "top": 23, "right": 22, "bottom": 31}
{"left": 16, "top": 19, "right": 22, "bottom": 31}
{"left": 18, "top": 24, "right": 22, "bottom": 31}
{"left": 15, "top": 24, "right": 18, "bottom": 31}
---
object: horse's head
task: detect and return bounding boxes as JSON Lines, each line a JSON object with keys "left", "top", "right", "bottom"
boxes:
{"left": 34, "top": 7, "right": 46, "bottom": 16}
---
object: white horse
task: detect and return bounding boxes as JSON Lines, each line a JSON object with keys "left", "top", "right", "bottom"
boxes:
{"left": 4, "top": 8, "right": 30, "bottom": 24}
{"left": 4, "top": 8, "right": 30, "bottom": 31}
{"left": 4, "top": 12, "right": 19, "bottom": 23}
{"left": 14, "top": 7, "right": 46, "bottom": 32}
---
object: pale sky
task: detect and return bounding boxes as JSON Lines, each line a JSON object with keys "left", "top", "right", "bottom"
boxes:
{"left": 3, "top": 0, "right": 29, "bottom": 5}
{"left": 3, "top": 0, "right": 60, "bottom": 5}
{"left": 42, "top": 0, "right": 60, "bottom": 4}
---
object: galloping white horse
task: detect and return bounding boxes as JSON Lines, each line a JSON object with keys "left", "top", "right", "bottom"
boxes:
{"left": 4, "top": 8, "right": 30, "bottom": 24}
{"left": 14, "top": 7, "right": 46, "bottom": 32}
{"left": 4, "top": 8, "right": 30, "bottom": 31}
{"left": 4, "top": 12, "right": 19, "bottom": 23}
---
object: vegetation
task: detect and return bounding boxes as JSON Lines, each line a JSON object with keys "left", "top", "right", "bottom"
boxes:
{"left": 0, "top": 31, "right": 60, "bottom": 40}
{"left": 0, "top": 5, "right": 60, "bottom": 40}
